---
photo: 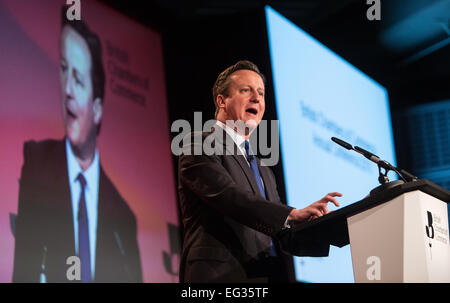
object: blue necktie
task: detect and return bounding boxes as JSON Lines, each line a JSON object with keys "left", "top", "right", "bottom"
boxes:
{"left": 77, "top": 173, "right": 91, "bottom": 283}
{"left": 244, "top": 140, "right": 266, "bottom": 198}
{"left": 244, "top": 141, "right": 277, "bottom": 256}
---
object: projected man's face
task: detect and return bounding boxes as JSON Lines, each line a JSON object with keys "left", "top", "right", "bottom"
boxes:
{"left": 60, "top": 25, "right": 102, "bottom": 150}
{"left": 218, "top": 69, "right": 265, "bottom": 132}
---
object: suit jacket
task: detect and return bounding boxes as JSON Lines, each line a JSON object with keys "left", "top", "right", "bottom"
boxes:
{"left": 178, "top": 126, "right": 294, "bottom": 282}
{"left": 13, "top": 139, "right": 142, "bottom": 282}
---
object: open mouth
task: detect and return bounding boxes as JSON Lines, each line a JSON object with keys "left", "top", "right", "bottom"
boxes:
{"left": 66, "top": 107, "right": 77, "bottom": 119}
{"left": 246, "top": 108, "right": 258, "bottom": 115}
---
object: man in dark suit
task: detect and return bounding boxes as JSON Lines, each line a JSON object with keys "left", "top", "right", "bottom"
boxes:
{"left": 178, "top": 60, "right": 342, "bottom": 282}
{"left": 12, "top": 13, "right": 142, "bottom": 282}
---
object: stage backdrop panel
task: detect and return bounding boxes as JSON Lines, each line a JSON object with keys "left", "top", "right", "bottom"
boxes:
{"left": 266, "top": 6, "right": 397, "bottom": 283}
{"left": 0, "top": 0, "right": 179, "bottom": 282}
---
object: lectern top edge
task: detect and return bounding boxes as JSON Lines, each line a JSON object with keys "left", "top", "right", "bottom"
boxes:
{"left": 278, "top": 179, "right": 450, "bottom": 252}
{"left": 288, "top": 179, "right": 449, "bottom": 234}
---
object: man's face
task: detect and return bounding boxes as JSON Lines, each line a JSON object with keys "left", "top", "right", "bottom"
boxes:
{"left": 60, "top": 25, "right": 101, "bottom": 149}
{"left": 219, "top": 69, "right": 265, "bottom": 131}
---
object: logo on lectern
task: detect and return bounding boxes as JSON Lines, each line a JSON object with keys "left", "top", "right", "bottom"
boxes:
{"left": 425, "top": 211, "right": 434, "bottom": 260}
{"left": 425, "top": 211, "right": 435, "bottom": 239}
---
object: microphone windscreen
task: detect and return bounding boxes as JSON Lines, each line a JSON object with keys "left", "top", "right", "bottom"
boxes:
{"left": 331, "top": 137, "right": 353, "bottom": 150}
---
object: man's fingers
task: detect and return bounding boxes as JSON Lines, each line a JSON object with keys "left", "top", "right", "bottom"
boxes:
{"left": 317, "top": 203, "right": 328, "bottom": 214}
{"left": 309, "top": 208, "right": 322, "bottom": 218}
{"left": 319, "top": 196, "right": 338, "bottom": 206}
{"left": 297, "top": 192, "right": 343, "bottom": 222}
{"left": 308, "top": 215, "right": 319, "bottom": 221}
{"left": 328, "top": 197, "right": 340, "bottom": 207}
{"left": 323, "top": 193, "right": 342, "bottom": 207}
{"left": 328, "top": 192, "right": 343, "bottom": 197}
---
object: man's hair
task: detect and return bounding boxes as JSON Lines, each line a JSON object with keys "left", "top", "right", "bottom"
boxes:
{"left": 212, "top": 60, "right": 266, "bottom": 118}
{"left": 61, "top": 6, "right": 105, "bottom": 102}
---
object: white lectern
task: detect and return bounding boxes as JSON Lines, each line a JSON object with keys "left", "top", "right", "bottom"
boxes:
{"left": 278, "top": 180, "right": 450, "bottom": 283}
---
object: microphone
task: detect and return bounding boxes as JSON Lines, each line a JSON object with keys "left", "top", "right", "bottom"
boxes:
{"left": 331, "top": 137, "right": 353, "bottom": 150}
{"left": 398, "top": 168, "right": 418, "bottom": 182}
{"left": 331, "top": 137, "right": 382, "bottom": 166}
{"left": 354, "top": 146, "right": 379, "bottom": 161}
{"left": 331, "top": 137, "right": 418, "bottom": 183}
{"left": 353, "top": 146, "right": 391, "bottom": 170}
{"left": 353, "top": 145, "right": 418, "bottom": 181}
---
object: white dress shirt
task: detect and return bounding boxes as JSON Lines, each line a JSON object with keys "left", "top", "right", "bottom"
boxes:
{"left": 65, "top": 138, "right": 99, "bottom": 279}
{"left": 215, "top": 120, "right": 263, "bottom": 186}
{"left": 215, "top": 121, "right": 290, "bottom": 229}
{"left": 215, "top": 120, "right": 248, "bottom": 162}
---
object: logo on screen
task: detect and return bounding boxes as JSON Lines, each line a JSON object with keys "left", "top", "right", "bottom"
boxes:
{"left": 66, "top": 0, "right": 81, "bottom": 21}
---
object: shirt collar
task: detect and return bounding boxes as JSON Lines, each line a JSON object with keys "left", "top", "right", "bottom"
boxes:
{"left": 65, "top": 138, "right": 100, "bottom": 190}
{"left": 215, "top": 120, "right": 247, "bottom": 155}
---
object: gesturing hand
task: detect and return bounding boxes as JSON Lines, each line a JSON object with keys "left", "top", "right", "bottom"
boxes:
{"left": 287, "top": 192, "right": 342, "bottom": 222}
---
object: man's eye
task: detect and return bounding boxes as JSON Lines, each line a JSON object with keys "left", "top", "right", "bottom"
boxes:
{"left": 75, "top": 77, "right": 84, "bottom": 87}
{"left": 242, "top": 88, "right": 249, "bottom": 93}
{"left": 73, "top": 71, "right": 84, "bottom": 87}
{"left": 61, "top": 64, "right": 67, "bottom": 72}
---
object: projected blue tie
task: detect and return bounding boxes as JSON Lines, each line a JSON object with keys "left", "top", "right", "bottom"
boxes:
{"left": 244, "top": 141, "right": 277, "bottom": 256}
{"left": 77, "top": 173, "right": 91, "bottom": 283}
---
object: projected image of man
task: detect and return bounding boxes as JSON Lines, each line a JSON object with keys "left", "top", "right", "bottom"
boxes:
{"left": 12, "top": 10, "right": 142, "bottom": 283}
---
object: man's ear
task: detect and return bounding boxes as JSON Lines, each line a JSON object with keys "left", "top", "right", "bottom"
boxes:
{"left": 93, "top": 97, "right": 103, "bottom": 125}
{"left": 217, "top": 95, "right": 226, "bottom": 110}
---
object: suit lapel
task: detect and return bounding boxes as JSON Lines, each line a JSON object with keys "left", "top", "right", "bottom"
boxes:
{"left": 41, "top": 139, "right": 76, "bottom": 281}
{"left": 211, "top": 125, "right": 264, "bottom": 196}
{"left": 233, "top": 154, "right": 263, "bottom": 196}
{"left": 95, "top": 166, "right": 124, "bottom": 281}
{"left": 95, "top": 166, "right": 108, "bottom": 279}
{"left": 51, "top": 140, "right": 75, "bottom": 252}
{"left": 257, "top": 160, "right": 277, "bottom": 202}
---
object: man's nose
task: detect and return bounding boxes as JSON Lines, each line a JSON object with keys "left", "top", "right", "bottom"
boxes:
{"left": 250, "top": 90, "right": 261, "bottom": 102}
{"left": 64, "top": 73, "right": 73, "bottom": 96}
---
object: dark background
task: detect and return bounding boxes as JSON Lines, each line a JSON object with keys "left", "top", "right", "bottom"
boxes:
{"left": 98, "top": 0, "right": 449, "bottom": 175}
{"left": 99, "top": 0, "right": 450, "bottom": 281}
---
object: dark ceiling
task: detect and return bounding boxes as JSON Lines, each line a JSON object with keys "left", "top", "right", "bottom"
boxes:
{"left": 100, "top": 0, "right": 450, "bottom": 109}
